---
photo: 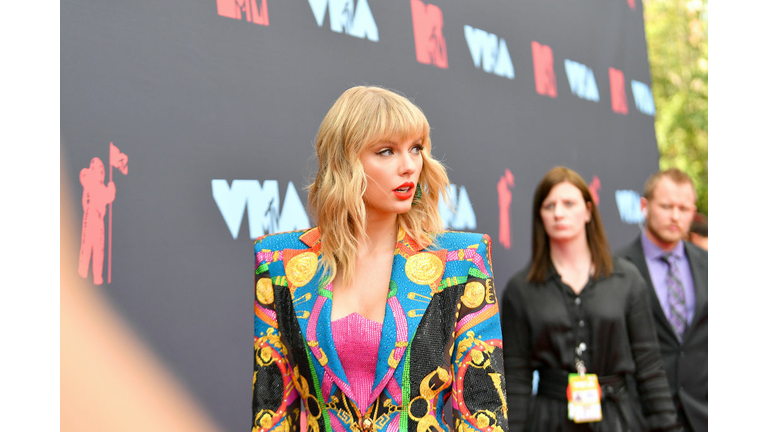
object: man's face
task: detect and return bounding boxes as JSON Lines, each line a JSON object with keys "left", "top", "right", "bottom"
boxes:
{"left": 641, "top": 177, "right": 697, "bottom": 249}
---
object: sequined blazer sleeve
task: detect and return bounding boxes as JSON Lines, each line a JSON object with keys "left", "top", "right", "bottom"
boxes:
{"left": 252, "top": 235, "right": 302, "bottom": 432}
{"left": 449, "top": 234, "right": 509, "bottom": 432}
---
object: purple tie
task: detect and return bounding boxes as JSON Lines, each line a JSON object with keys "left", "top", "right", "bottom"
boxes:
{"left": 661, "top": 253, "right": 686, "bottom": 340}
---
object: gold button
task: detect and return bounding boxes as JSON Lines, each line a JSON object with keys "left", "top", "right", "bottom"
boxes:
{"left": 361, "top": 418, "right": 374, "bottom": 431}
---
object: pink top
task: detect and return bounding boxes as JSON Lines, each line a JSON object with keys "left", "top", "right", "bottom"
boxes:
{"left": 331, "top": 313, "right": 382, "bottom": 411}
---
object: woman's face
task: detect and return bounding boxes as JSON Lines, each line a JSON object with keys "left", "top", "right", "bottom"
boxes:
{"left": 360, "top": 135, "right": 424, "bottom": 221}
{"left": 540, "top": 181, "right": 592, "bottom": 243}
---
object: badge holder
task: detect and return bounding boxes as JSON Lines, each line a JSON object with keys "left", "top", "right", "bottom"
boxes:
{"left": 566, "top": 345, "right": 602, "bottom": 423}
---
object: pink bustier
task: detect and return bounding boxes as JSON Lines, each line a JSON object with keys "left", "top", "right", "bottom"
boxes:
{"left": 331, "top": 313, "right": 382, "bottom": 411}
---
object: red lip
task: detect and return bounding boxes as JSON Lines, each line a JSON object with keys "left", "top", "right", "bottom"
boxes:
{"left": 393, "top": 182, "right": 415, "bottom": 200}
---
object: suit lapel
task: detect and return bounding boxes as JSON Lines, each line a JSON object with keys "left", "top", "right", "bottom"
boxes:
{"left": 367, "top": 230, "right": 446, "bottom": 406}
{"left": 286, "top": 229, "right": 356, "bottom": 398}
{"left": 684, "top": 242, "right": 708, "bottom": 330}
{"left": 291, "top": 228, "right": 449, "bottom": 408}
{"left": 627, "top": 237, "right": 678, "bottom": 342}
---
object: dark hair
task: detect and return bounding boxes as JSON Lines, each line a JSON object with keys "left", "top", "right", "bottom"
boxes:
{"left": 689, "top": 213, "right": 708, "bottom": 237}
{"left": 644, "top": 168, "right": 696, "bottom": 201}
{"left": 528, "top": 166, "right": 613, "bottom": 283}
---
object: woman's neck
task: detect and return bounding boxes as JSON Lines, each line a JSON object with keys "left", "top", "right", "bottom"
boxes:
{"left": 358, "top": 214, "right": 398, "bottom": 256}
{"left": 549, "top": 236, "right": 592, "bottom": 271}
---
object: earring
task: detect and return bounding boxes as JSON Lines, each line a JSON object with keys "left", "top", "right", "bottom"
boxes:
{"left": 412, "top": 183, "right": 422, "bottom": 206}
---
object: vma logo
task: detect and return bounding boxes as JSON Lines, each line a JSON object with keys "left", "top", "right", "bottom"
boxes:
{"left": 564, "top": 59, "right": 599, "bottom": 102}
{"left": 609, "top": 67, "right": 629, "bottom": 115}
{"left": 615, "top": 190, "right": 644, "bottom": 224}
{"left": 631, "top": 80, "right": 656, "bottom": 116}
{"left": 497, "top": 169, "right": 515, "bottom": 250}
{"left": 308, "top": 0, "right": 378, "bottom": 41}
{"left": 411, "top": 0, "right": 448, "bottom": 69}
{"left": 212, "top": 179, "right": 310, "bottom": 239}
{"left": 78, "top": 142, "right": 129, "bottom": 285}
{"left": 532, "top": 41, "right": 557, "bottom": 98}
{"left": 216, "top": 0, "right": 269, "bottom": 26}
{"left": 464, "top": 25, "right": 514, "bottom": 79}
{"left": 438, "top": 184, "right": 476, "bottom": 231}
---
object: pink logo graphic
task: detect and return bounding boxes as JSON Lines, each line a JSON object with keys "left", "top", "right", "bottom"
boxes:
{"left": 411, "top": 0, "right": 448, "bottom": 69}
{"left": 532, "top": 41, "right": 557, "bottom": 98}
{"left": 78, "top": 142, "right": 129, "bottom": 285}
{"left": 589, "top": 175, "right": 601, "bottom": 206}
{"left": 497, "top": 169, "right": 515, "bottom": 250}
{"left": 627, "top": 0, "right": 636, "bottom": 10}
{"left": 216, "top": 0, "right": 269, "bottom": 26}
{"left": 609, "top": 67, "right": 628, "bottom": 115}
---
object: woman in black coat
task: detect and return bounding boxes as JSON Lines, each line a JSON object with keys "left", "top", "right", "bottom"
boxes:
{"left": 500, "top": 167, "right": 681, "bottom": 432}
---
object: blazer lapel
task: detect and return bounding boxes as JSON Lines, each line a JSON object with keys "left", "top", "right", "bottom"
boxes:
{"left": 684, "top": 242, "right": 708, "bottom": 330}
{"left": 367, "top": 230, "right": 447, "bottom": 406}
{"left": 286, "top": 229, "right": 355, "bottom": 399}
{"left": 627, "top": 237, "right": 678, "bottom": 342}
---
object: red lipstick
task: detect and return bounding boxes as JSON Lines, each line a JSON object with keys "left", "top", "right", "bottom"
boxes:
{"left": 393, "top": 182, "right": 415, "bottom": 200}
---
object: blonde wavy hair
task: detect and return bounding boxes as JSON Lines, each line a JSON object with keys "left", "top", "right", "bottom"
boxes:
{"left": 308, "top": 86, "right": 450, "bottom": 285}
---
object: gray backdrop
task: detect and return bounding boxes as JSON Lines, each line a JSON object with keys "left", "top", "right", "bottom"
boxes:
{"left": 61, "top": 1, "right": 657, "bottom": 430}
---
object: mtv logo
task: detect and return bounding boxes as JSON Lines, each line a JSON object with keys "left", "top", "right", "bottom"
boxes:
{"left": 631, "top": 80, "right": 656, "bottom": 116}
{"left": 609, "top": 67, "right": 629, "bottom": 115}
{"left": 216, "top": 0, "right": 269, "bottom": 26}
{"left": 615, "top": 190, "right": 644, "bottom": 224}
{"left": 438, "top": 184, "right": 476, "bottom": 230}
{"left": 308, "top": 0, "right": 379, "bottom": 41}
{"left": 532, "top": 41, "right": 557, "bottom": 98}
{"left": 212, "top": 179, "right": 310, "bottom": 239}
{"left": 464, "top": 25, "right": 514, "bottom": 79}
{"left": 411, "top": 0, "right": 448, "bottom": 69}
{"left": 564, "top": 59, "right": 599, "bottom": 102}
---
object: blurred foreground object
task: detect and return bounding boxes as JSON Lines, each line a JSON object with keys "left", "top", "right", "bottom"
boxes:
{"left": 61, "top": 168, "right": 221, "bottom": 432}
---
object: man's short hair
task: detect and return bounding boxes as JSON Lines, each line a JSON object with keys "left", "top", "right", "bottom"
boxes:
{"left": 643, "top": 168, "right": 697, "bottom": 201}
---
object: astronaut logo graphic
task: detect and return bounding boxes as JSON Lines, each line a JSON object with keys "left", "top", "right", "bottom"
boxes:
{"left": 216, "top": 0, "right": 269, "bottom": 26}
{"left": 497, "top": 169, "right": 515, "bottom": 250}
{"left": 410, "top": 0, "right": 448, "bottom": 69}
{"left": 78, "top": 142, "right": 128, "bottom": 285}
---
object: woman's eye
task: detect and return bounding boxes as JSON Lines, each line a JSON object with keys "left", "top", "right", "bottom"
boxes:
{"left": 410, "top": 145, "right": 424, "bottom": 154}
{"left": 377, "top": 149, "right": 393, "bottom": 156}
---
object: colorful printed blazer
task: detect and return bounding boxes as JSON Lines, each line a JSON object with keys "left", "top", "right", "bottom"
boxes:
{"left": 253, "top": 227, "right": 508, "bottom": 432}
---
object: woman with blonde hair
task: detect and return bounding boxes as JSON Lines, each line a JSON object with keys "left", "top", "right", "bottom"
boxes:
{"left": 252, "top": 86, "right": 508, "bottom": 432}
{"left": 501, "top": 166, "right": 681, "bottom": 432}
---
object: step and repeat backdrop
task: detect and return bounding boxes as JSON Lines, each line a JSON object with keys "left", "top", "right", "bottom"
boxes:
{"left": 62, "top": 0, "right": 657, "bottom": 429}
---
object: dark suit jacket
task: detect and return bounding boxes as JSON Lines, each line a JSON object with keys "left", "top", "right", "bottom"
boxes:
{"left": 617, "top": 236, "right": 707, "bottom": 432}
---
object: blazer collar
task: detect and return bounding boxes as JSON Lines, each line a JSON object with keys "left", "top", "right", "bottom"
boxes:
{"left": 683, "top": 241, "right": 708, "bottom": 327}
{"left": 285, "top": 228, "right": 448, "bottom": 409}
{"left": 626, "top": 236, "right": 678, "bottom": 340}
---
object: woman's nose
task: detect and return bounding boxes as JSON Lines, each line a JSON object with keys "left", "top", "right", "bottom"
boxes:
{"left": 399, "top": 153, "right": 416, "bottom": 175}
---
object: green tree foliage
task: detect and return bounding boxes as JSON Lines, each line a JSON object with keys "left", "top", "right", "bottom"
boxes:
{"left": 644, "top": 0, "right": 708, "bottom": 215}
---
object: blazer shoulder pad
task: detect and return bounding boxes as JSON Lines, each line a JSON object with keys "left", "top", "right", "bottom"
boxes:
{"left": 254, "top": 228, "right": 313, "bottom": 253}
{"left": 432, "top": 230, "right": 489, "bottom": 252}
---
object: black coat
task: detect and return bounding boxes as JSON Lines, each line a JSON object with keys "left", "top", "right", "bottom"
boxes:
{"left": 617, "top": 237, "right": 707, "bottom": 432}
{"left": 501, "top": 258, "right": 680, "bottom": 432}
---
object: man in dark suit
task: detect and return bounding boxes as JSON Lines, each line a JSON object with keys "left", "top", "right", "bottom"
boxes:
{"left": 617, "top": 168, "right": 707, "bottom": 432}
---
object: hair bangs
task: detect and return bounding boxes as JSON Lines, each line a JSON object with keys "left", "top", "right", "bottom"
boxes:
{"left": 359, "top": 94, "right": 432, "bottom": 154}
